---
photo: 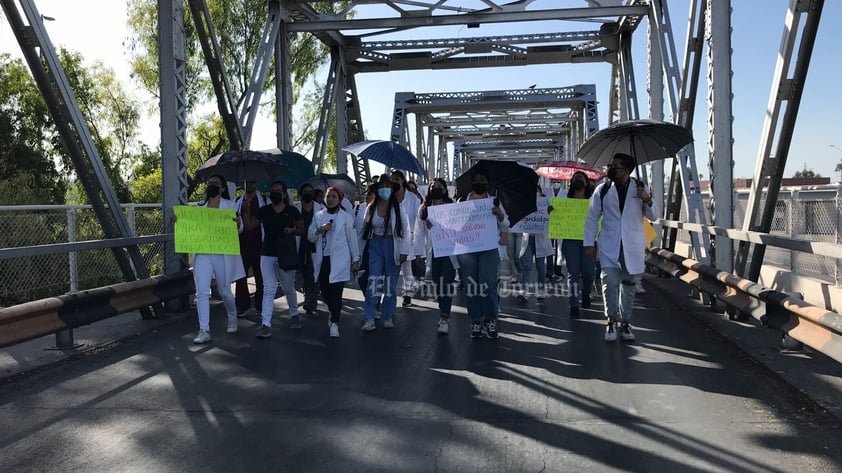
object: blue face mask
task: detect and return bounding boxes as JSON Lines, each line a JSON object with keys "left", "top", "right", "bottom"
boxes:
{"left": 378, "top": 188, "right": 392, "bottom": 200}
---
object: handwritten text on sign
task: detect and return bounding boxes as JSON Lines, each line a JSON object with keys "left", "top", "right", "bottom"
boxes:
{"left": 510, "top": 196, "right": 550, "bottom": 234}
{"left": 548, "top": 198, "right": 591, "bottom": 240}
{"left": 174, "top": 205, "right": 240, "bottom": 255}
{"left": 426, "top": 198, "right": 499, "bottom": 257}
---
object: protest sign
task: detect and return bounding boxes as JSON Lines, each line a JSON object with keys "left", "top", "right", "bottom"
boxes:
{"left": 548, "top": 198, "right": 590, "bottom": 240}
{"left": 427, "top": 198, "right": 499, "bottom": 257}
{"left": 510, "top": 196, "right": 550, "bottom": 234}
{"left": 174, "top": 205, "right": 240, "bottom": 255}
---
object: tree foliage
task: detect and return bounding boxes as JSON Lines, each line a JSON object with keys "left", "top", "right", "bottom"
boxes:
{"left": 793, "top": 167, "right": 821, "bottom": 178}
{"left": 126, "top": 0, "right": 351, "bottom": 166}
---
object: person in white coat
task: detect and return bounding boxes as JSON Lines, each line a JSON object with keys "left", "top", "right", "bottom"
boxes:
{"left": 413, "top": 178, "right": 458, "bottom": 334}
{"left": 359, "top": 175, "right": 411, "bottom": 331}
{"left": 308, "top": 186, "right": 360, "bottom": 338}
{"left": 188, "top": 174, "right": 246, "bottom": 344}
{"left": 390, "top": 170, "right": 422, "bottom": 307}
{"left": 517, "top": 185, "right": 554, "bottom": 302}
{"left": 584, "top": 153, "right": 656, "bottom": 343}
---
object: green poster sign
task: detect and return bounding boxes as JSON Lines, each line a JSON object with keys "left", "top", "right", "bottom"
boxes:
{"left": 174, "top": 206, "right": 240, "bottom": 255}
{"left": 548, "top": 198, "right": 591, "bottom": 240}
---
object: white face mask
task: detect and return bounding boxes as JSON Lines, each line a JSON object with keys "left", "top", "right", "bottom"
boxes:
{"left": 551, "top": 182, "right": 561, "bottom": 189}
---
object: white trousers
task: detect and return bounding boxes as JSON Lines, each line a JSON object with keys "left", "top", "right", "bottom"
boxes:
{"left": 193, "top": 254, "right": 237, "bottom": 332}
{"left": 260, "top": 255, "right": 299, "bottom": 327}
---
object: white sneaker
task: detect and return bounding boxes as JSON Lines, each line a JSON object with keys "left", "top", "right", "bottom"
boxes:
{"left": 437, "top": 318, "right": 449, "bottom": 335}
{"left": 329, "top": 323, "right": 340, "bottom": 338}
{"left": 226, "top": 319, "right": 238, "bottom": 334}
{"left": 536, "top": 288, "right": 546, "bottom": 300}
{"left": 619, "top": 323, "right": 635, "bottom": 342}
{"left": 604, "top": 322, "right": 617, "bottom": 342}
{"left": 193, "top": 330, "right": 211, "bottom": 344}
{"left": 361, "top": 320, "right": 376, "bottom": 332}
{"left": 635, "top": 280, "right": 646, "bottom": 295}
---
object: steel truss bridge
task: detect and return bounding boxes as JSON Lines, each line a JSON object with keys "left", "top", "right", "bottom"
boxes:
{"left": 0, "top": 1, "right": 836, "bottom": 356}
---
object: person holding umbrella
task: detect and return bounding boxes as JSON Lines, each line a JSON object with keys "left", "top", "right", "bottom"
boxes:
{"left": 358, "top": 175, "right": 411, "bottom": 332}
{"left": 255, "top": 180, "right": 305, "bottom": 339}
{"left": 584, "top": 153, "right": 656, "bottom": 343}
{"left": 457, "top": 170, "right": 507, "bottom": 339}
{"left": 189, "top": 174, "right": 245, "bottom": 344}
{"left": 308, "top": 186, "right": 360, "bottom": 338}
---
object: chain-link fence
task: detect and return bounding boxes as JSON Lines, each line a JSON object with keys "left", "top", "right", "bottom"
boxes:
{"left": 0, "top": 204, "right": 166, "bottom": 306}
{"left": 678, "top": 184, "right": 842, "bottom": 285}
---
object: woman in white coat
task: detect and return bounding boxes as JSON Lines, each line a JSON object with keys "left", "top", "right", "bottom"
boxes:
{"left": 189, "top": 174, "right": 245, "bottom": 344}
{"left": 517, "top": 185, "right": 554, "bottom": 302}
{"left": 358, "top": 175, "right": 411, "bottom": 332}
{"left": 584, "top": 153, "right": 656, "bottom": 343}
{"left": 308, "top": 186, "right": 360, "bottom": 338}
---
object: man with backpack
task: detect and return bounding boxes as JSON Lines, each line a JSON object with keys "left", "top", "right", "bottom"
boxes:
{"left": 584, "top": 153, "right": 656, "bottom": 343}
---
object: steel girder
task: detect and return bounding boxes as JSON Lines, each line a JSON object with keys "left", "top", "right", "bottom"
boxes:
{"left": 735, "top": 0, "right": 825, "bottom": 282}
{"left": 1, "top": 0, "right": 160, "bottom": 317}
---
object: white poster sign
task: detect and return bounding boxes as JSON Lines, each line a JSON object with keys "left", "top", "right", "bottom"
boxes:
{"left": 427, "top": 198, "right": 499, "bottom": 257}
{"left": 510, "top": 197, "right": 550, "bottom": 234}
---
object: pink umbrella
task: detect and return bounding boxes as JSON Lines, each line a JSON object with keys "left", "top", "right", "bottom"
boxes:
{"left": 536, "top": 161, "right": 605, "bottom": 181}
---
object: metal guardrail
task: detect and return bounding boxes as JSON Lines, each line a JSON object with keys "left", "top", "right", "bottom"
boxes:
{"left": 0, "top": 270, "right": 194, "bottom": 349}
{"left": 646, "top": 247, "right": 842, "bottom": 364}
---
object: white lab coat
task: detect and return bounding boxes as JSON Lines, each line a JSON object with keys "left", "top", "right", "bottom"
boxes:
{"left": 357, "top": 205, "right": 411, "bottom": 266}
{"left": 519, "top": 231, "right": 554, "bottom": 258}
{"left": 399, "top": 191, "right": 423, "bottom": 256}
{"left": 308, "top": 209, "right": 360, "bottom": 284}
{"left": 584, "top": 180, "right": 657, "bottom": 275}
{"left": 197, "top": 198, "right": 246, "bottom": 284}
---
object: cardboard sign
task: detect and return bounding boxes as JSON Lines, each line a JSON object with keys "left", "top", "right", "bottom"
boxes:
{"left": 426, "top": 198, "right": 499, "bottom": 257}
{"left": 174, "top": 205, "right": 240, "bottom": 255}
{"left": 548, "top": 198, "right": 590, "bottom": 240}
{"left": 510, "top": 196, "right": 550, "bottom": 234}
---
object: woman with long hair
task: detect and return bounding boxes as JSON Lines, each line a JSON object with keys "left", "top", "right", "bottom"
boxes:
{"left": 562, "top": 171, "right": 597, "bottom": 318}
{"left": 414, "top": 178, "right": 457, "bottom": 334}
{"left": 190, "top": 174, "right": 245, "bottom": 344}
{"left": 456, "top": 170, "right": 507, "bottom": 339}
{"left": 308, "top": 186, "right": 360, "bottom": 338}
{"left": 358, "top": 175, "right": 410, "bottom": 331}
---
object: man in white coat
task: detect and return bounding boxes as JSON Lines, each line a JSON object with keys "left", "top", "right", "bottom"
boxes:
{"left": 584, "top": 153, "right": 656, "bottom": 343}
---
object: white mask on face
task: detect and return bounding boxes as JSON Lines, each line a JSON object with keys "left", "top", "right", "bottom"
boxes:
{"left": 551, "top": 182, "right": 561, "bottom": 190}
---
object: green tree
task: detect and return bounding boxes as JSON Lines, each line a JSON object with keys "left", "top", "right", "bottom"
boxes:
{"left": 0, "top": 54, "right": 66, "bottom": 204}
{"left": 793, "top": 166, "right": 821, "bottom": 178}
{"left": 126, "top": 0, "right": 351, "bottom": 164}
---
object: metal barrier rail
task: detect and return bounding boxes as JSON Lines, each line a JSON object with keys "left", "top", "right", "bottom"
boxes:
{"left": 0, "top": 270, "right": 194, "bottom": 349}
{"left": 646, "top": 247, "right": 842, "bottom": 364}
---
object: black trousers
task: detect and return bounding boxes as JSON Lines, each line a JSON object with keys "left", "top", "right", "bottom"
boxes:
{"left": 318, "top": 256, "right": 346, "bottom": 324}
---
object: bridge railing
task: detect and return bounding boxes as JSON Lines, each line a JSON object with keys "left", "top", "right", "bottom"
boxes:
{"left": 0, "top": 204, "right": 169, "bottom": 307}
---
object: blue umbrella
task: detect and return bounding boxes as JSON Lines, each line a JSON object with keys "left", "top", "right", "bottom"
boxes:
{"left": 342, "top": 140, "right": 426, "bottom": 176}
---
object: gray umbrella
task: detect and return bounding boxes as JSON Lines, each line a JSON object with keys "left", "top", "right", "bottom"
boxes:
{"left": 577, "top": 119, "right": 694, "bottom": 167}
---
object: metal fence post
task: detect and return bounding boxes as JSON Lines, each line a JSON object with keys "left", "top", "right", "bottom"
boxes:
{"left": 54, "top": 207, "right": 79, "bottom": 350}
{"left": 789, "top": 189, "right": 798, "bottom": 272}
{"left": 836, "top": 184, "right": 842, "bottom": 286}
{"left": 127, "top": 203, "right": 136, "bottom": 236}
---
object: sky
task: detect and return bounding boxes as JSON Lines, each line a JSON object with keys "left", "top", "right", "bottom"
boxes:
{"left": 1, "top": 0, "right": 841, "bottom": 181}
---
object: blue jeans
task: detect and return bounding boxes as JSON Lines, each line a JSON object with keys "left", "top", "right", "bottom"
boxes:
{"left": 561, "top": 240, "right": 595, "bottom": 308}
{"left": 520, "top": 236, "right": 546, "bottom": 293}
{"left": 365, "top": 238, "right": 399, "bottom": 321}
{"left": 431, "top": 256, "right": 456, "bottom": 317}
{"left": 457, "top": 249, "right": 500, "bottom": 322}
{"left": 601, "top": 266, "right": 637, "bottom": 324}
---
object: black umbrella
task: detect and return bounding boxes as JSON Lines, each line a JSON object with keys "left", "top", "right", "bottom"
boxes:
{"left": 455, "top": 160, "right": 539, "bottom": 228}
{"left": 195, "top": 149, "right": 288, "bottom": 183}
{"left": 303, "top": 173, "right": 358, "bottom": 199}
{"left": 577, "top": 119, "right": 694, "bottom": 167}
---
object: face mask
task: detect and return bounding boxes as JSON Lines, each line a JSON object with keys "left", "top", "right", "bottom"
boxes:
{"left": 269, "top": 192, "right": 285, "bottom": 204}
{"left": 300, "top": 192, "right": 314, "bottom": 203}
{"left": 551, "top": 182, "right": 561, "bottom": 190}
{"left": 471, "top": 182, "right": 487, "bottom": 195}
{"left": 378, "top": 188, "right": 392, "bottom": 200}
{"left": 206, "top": 185, "right": 220, "bottom": 198}
{"left": 429, "top": 188, "right": 445, "bottom": 200}
{"left": 607, "top": 169, "right": 618, "bottom": 181}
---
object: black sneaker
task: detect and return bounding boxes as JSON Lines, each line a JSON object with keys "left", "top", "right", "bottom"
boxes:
{"left": 516, "top": 294, "right": 528, "bottom": 304}
{"left": 303, "top": 304, "right": 316, "bottom": 315}
{"left": 581, "top": 294, "right": 591, "bottom": 309}
{"left": 402, "top": 296, "right": 412, "bottom": 307}
{"left": 256, "top": 325, "right": 272, "bottom": 339}
{"left": 483, "top": 320, "right": 499, "bottom": 339}
{"left": 570, "top": 306, "right": 580, "bottom": 318}
{"left": 290, "top": 316, "right": 302, "bottom": 329}
{"left": 470, "top": 322, "right": 483, "bottom": 339}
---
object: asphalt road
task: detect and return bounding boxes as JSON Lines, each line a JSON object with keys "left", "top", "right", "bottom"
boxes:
{"left": 1, "top": 281, "right": 840, "bottom": 472}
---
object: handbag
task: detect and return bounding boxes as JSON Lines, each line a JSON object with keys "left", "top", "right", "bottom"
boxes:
{"left": 275, "top": 235, "right": 299, "bottom": 271}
